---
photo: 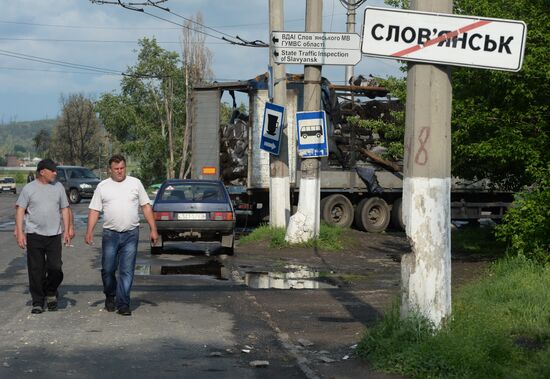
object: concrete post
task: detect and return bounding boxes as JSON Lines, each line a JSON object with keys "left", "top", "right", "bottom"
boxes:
{"left": 269, "top": 0, "right": 290, "bottom": 228}
{"left": 401, "top": 0, "right": 453, "bottom": 327}
{"left": 344, "top": 2, "right": 356, "bottom": 84}
{"left": 285, "top": 0, "right": 322, "bottom": 243}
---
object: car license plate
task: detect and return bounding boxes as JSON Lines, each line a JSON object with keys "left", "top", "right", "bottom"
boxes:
{"left": 177, "top": 213, "right": 207, "bottom": 220}
{"left": 1, "top": 187, "right": 9, "bottom": 191}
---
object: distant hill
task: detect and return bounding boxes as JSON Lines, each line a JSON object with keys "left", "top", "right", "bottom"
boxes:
{"left": 0, "top": 119, "right": 57, "bottom": 155}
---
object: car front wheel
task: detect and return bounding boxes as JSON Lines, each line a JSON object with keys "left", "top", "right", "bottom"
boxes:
{"left": 69, "top": 189, "right": 81, "bottom": 204}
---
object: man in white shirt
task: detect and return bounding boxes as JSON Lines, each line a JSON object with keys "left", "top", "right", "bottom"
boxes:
{"left": 85, "top": 154, "right": 158, "bottom": 316}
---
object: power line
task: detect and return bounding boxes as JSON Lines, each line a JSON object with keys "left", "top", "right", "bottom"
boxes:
{"left": 0, "top": 66, "right": 119, "bottom": 76}
{"left": 89, "top": 0, "right": 268, "bottom": 48}
{"left": 0, "top": 37, "right": 229, "bottom": 45}
{"left": 0, "top": 49, "right": 121, "bottom": 75}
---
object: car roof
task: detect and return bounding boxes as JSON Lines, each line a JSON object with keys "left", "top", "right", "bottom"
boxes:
{"left": 57, "top": 165, "right": 90, "bottom": 169}
{"left": 163, "top": 179, "right": 223, "bottom": 185}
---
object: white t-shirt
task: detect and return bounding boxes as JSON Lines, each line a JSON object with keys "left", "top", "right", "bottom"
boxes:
{"left": 89, "top": 176, "right": 150, "bottom": 232}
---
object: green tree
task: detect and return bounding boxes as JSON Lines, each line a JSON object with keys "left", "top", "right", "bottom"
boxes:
{"left": 96, "top": 38, "right": 185, "bottom": 184}
{"left": 382, "top": 0, "right": 549, "bottom": 262}
{"left": 33, "top": 129, "right": 52, "bottom": 157}
{"left": 52, "top": 93, "right": 103, "bottom": 167}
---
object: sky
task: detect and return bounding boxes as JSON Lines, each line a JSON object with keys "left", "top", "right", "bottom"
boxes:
{"left": 0, "top": 0, "right": 403, "bottom": 123}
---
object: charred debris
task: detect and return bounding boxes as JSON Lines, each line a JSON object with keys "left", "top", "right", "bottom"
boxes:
{"left": 216, "top": 73, "right": 402, "bottom": 185}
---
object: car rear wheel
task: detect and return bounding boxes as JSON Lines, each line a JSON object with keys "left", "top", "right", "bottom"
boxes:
{"left": 69, "top": 189, "right": 81, "bottom": 204}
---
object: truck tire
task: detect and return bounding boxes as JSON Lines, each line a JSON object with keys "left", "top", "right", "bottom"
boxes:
{"left": 321, "top": 194, "right": 354, "bottom": 228}
{"left": 390, "top": 197, "right": 405, "bottom": 231}
{"left": 355, "top": 197, "right": 390, "bottom": 233}
{"left": 69, "top": 189, "right": 81, "bottom": 204}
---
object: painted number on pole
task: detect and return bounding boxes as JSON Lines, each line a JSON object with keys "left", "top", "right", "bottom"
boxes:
{"left": 361, "top": 6, "right": 527, "bottom": 71}
{"left": 296, "top": 111, "right": 328, "bottom": 158}
{"left": 260, "top": 102, "right": 285, "bottom": 155}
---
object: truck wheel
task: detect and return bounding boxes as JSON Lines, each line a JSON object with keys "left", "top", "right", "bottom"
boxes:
{"left": 390, "top": 198, "right": 405, "bottom": 231}
{"left": 355, "top": 197, "right": 390, "bottom": 233}
{"left": 69, "top": 189, "right": 81, "bottom": 204}
{"left": 321, "top": 194, "right": 354, "bottom": 228}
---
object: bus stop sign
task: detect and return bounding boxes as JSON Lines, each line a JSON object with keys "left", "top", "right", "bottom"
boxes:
{"left": 296, "top": 111, "right": 328, "bottom": 158}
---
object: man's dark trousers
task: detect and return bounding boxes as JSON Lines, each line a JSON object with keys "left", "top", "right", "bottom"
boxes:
{"left": 26, "top": 233, "right": 63, "bottom": 306}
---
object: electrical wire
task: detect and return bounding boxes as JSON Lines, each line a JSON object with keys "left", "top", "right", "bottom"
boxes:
{"left": 90, "top": 0, "right": 268, "bottom": 48}
{"left": 0, "top": 48, "right": 167, "bottom": 79}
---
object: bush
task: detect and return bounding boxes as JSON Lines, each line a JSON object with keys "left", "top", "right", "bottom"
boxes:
{"left": 496, "top": 167, "right": 550, "bottom": 264}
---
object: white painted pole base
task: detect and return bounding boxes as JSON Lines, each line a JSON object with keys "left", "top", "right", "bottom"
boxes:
{"left": 401, "top": 177, "right": 452, "bottom": 327}
{"left": 270, "top": 176, "right": 290, "bottom": 228}
{"left": 285, "top": 177, "right": 320, "bottom": 244}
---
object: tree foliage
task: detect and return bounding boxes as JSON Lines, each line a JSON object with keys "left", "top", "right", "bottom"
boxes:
{"left": 96, "top": 38, "right": 185, "bottom": 184}
{"left": 96, "top": 28, "right": 212, "bottom": 184}
{"left": 382, "top": 0, "right": 549, "bottom": 261}
{"left": 33, "top": 129, "right": 51, "bottom": 156}
{"left": 51, "top": 93, "right": 102, "bottom": 167}
{"left": 451, "top": 0, "right": 550, "bottom": 191}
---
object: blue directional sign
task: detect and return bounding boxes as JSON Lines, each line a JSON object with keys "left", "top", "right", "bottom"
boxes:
{"left": 296, "top": 111, "right": 328, "bottom": 157}
{"left": 260, "top": 102, "right": 285, "bottom": 155}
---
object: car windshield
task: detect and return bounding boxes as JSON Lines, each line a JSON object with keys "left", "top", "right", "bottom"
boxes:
{"left": 1, "top": 178, "right": 14, "bottom": 183}
{"left": 160, "top": 183, "right": 225, "bottom": 202}
{"left": 69, "top": 168, "right": 96, "bottom": 179}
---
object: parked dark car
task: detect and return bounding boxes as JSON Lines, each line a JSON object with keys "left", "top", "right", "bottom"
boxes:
{"left": 152, "top": 179, "right": 236, "bottom": 255}
{"left": 56, "top": 166, "right": 100, "bottom": 204}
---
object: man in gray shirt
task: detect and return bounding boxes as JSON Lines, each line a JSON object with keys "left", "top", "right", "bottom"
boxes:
{"left": 15, "top": 159, "right": 71, "bottom": 314}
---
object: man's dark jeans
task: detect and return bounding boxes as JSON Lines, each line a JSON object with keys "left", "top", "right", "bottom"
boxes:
{"left": 26, "top": 233, "right": 63, "bottom": 307}
{"left": 101, "top": 228, "right": 139, "bottom": 309}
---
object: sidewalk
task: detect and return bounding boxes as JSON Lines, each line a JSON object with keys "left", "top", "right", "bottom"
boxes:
{"left": 229, "top": 230, "right": 408, "bottom": 379}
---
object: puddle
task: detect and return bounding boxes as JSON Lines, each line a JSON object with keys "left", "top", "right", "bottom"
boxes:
{"left": 135, "top": 260, "right": 228, "bottom": 280}
{"left": 244, "top": 265, "right": 337, "bottom": 289}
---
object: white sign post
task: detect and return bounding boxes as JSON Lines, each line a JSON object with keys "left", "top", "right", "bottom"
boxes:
{"left": 271, "top": 31, "right": 362, "bottom": 66}
{"left": 361, "top": 6, "right": 527, "bottom": 71}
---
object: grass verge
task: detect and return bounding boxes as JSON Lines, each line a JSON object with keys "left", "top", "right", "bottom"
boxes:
{"left": 357, "top": 256, "right": 550, "bottom": 378}
{"left": 238, "top": 222, "right": 348, "bottom": 251}
{"left": 451, "top": 225, "right": 507, "bottom": 257}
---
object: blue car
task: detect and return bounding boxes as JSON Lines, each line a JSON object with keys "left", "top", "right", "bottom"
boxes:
{"left": 152, "top": 179, "right": 236, "bottom": 255}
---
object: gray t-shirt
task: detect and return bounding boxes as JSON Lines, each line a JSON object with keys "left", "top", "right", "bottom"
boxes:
{"left": 16, "top": 180, "right": 69, "bottom": 236}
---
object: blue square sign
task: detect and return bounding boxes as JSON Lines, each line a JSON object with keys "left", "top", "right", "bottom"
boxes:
{"left": 296, "top": 111, "right": 328, "bottom": 157}
{"left": 260, "top": 102, "right": 285, "bottom": 155}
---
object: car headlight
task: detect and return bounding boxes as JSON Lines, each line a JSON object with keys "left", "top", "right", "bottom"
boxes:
{"left": 79, "top": 183, "right": 92, "bottom": 189}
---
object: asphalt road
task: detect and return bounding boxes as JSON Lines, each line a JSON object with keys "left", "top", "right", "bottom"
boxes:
{"left": 0, "top": 192, "right": 306, "bottom": 378}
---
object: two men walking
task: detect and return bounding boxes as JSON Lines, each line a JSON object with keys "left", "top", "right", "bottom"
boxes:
{"left": 16, "top": 155, "right": 157, "bottom": 316}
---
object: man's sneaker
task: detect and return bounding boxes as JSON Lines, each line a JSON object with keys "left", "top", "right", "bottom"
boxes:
{"left": 105, "top": 296, "right": 115, "bottom": 312}
{"left": 47, "top": 296, "right": 58, "bottom": 311}
{"left": 31, "top": 305, "right": 43, "bottom": 314}
{"left": 117, "top": 307, "right": 132, "bottom": 316}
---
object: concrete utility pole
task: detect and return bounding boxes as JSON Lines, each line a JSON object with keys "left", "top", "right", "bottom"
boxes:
{"left": 401, "top": 0, "right": 453, "bottom": 327}
{"left": 344, "top": 2, "right": 356, "bottom": 84}
{"left": 269, "top": 0, "right": 290, "bottom": 228}
{"left": 285, "top": 0, "right": 322, "bottom": 243}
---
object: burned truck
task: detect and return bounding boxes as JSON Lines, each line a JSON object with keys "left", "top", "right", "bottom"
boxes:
{"left": 190, "top": 73, "right": 513, "bottom": 232}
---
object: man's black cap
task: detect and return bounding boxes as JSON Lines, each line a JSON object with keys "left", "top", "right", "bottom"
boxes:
{"left": 37, "top": 159, "right": 57, "bottom": 172}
